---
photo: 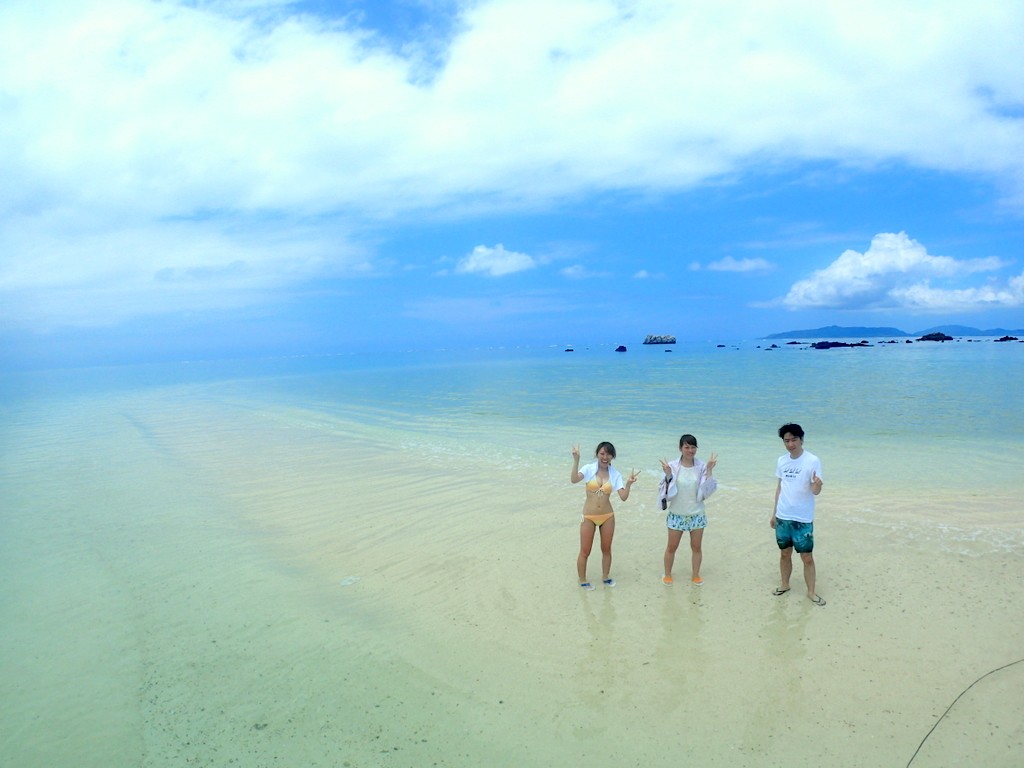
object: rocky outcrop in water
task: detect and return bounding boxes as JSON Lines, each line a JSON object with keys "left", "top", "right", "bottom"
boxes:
{"left": 810, "top": 340, "right": 871, "bottom": 349}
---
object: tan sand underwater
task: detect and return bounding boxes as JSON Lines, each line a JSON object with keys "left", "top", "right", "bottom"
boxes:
{"left": 1, "top": 367, "right": 1022, "bottom": 768}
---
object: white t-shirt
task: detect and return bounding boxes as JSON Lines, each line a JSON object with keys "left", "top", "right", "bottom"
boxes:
{"left": 669, "top": 465, "right": 705, "bottom": 517}
{"left": 775, "top": 450, "right": 822, "bottom": 523}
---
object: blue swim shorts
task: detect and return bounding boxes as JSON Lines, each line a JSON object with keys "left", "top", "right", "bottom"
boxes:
{"left": 775, "top": 518, "right": 814, "bottom": 553}
{"left": 667, "top": 512, "right": 707, "bottom": 532}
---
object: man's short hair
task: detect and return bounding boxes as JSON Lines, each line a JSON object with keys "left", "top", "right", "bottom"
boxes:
{"left": 778, "top": 423, "right": 805, "bottom": 439}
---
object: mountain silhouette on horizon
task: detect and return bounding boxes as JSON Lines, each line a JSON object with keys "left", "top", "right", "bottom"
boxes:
{"left": 763, "top": 324, "right": 1024, "bottom": 339}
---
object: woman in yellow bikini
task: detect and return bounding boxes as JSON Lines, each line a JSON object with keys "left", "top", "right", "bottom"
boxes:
{"left": 570, "top": 442, "right": 639, "bottom": 590}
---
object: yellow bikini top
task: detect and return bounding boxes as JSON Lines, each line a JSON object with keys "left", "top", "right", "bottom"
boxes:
{"left": 587, "top": 475, "right": 613, "bottom": 496}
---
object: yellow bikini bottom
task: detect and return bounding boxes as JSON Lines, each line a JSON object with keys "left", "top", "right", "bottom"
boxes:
{"left": 582, "top": 512, "right": 614, "bottom": 527}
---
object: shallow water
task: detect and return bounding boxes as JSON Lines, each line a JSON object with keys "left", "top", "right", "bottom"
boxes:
{"left": 2, "top": 341, "right": 1022, "bottom": 766}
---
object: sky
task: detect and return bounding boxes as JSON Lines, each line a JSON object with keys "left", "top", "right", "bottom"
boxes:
{"left": 2, "top": 0, "right": 1023, "bottom": 367}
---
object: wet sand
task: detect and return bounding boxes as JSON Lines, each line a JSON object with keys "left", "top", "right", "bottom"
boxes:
{"left": 1, "top": 389, "right": 1022, "bottom": 767}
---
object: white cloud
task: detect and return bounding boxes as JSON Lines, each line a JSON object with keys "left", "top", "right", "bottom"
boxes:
{"left": 781, "top": 232, "right": 1019, "bottom": 312}
{"left": 891, "top": 276, "right": 1024, "bottom": 311}
{"left": 0, "top": 210, "right": 371, "bottom": 327}
{"left": 707, "top": 256, "right": 774, "bottom": 273}
{"left": 1, "top": 0, "right": 1023, "bottom": 328}
{"left": 456, "top": 244, "right": 535, "bottom": 276}
{"left": 559, "top": 263, "right": 612, "bottom": 279}
{"left": 560, "top": 264, "right": 588, "bottom": 279}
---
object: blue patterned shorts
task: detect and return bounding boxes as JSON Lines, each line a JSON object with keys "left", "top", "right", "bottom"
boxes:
{"left": 775, "top": 518, "right": 814, "bottom": 553}
{"left": 667, "top": 512, "right": 707, "bottom": 532}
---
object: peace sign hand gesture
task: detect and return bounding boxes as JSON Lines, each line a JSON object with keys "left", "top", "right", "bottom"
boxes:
{"left": 705, "top": 452, "right": 718, "bottom": 473}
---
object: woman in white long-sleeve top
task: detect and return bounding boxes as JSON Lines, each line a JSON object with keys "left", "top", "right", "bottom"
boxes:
{"left": 658, "top": 434, "right": 718, "bottom": 585}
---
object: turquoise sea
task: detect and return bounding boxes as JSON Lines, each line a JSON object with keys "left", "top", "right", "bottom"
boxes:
{"left": 2, "top": 338, "right": 1023, "bottom": 767}
{"left": 13, "top": 335, "right": 1020, "bottom": 451}
{"left": 8, "top": 336, "right": 1024, "bottom": 429}
{"left": 11, "top": 336, "right": 1018, "bottom": 501}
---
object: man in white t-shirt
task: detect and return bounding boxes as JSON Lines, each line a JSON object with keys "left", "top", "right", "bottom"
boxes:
{"left": 770, "top": 423, "right": 825, "bottom": 606}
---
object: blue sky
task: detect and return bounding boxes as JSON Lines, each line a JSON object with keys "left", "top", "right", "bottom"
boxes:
{"left": 2, "top": 0, "right": 1023, "bottom": 367}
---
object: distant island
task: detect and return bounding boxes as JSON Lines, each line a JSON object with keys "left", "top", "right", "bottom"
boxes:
{"left": 643, "top": 334, "right": 677, "bottom": 344}
{"left": 764, "top": 324, "right": 1024, "bottom": 339}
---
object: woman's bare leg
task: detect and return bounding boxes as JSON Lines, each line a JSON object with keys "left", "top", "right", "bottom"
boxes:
{"left": 690, "top": 528, "right": 704, "bottom": 580}
{"left": 664, "top": 528, "right": 683, "bottom": 579}
{"left": 577, "top": 519, "right": 596, "bottom": 582}
{"left": 599, "top": 516, "right": 615, "bottom": 580}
